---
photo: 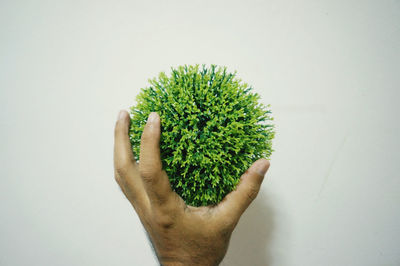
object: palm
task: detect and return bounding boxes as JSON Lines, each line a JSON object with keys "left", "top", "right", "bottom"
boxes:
{"left": 114, "top": 111, "right": 270, "bottom": 265}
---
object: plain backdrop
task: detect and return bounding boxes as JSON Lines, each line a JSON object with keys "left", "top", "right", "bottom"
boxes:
{"left": 1, "top": 0, "right": 399, "bottom": 265}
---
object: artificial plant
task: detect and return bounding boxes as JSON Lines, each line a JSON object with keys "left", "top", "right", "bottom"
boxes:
{"left": 129, "top": 64, "right": 274, "bottom": 207}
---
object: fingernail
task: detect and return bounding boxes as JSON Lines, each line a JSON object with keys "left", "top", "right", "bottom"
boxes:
{"left": 148, "top": 112, "right": 158, "bottom": 123}
{"left": 118, "top": 110, "right": 125, "bottom": 120}
{"left": 254, "top": 159, "right": 270, "bottom": 176}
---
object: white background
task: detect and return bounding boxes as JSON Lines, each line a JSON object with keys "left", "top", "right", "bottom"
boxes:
{"left": 1, "top": 0, "right": 399, "bottom": 265}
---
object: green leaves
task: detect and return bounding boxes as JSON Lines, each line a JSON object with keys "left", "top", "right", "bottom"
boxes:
{"left": 129, "top": 64, "right": 274, "bottom": 207}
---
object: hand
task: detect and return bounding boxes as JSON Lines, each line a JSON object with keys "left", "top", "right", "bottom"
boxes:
{"left": 113, "top": 110, "right": 270, "bottom": 266}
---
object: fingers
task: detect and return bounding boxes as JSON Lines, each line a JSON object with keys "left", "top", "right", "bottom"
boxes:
{"left": 139, "top": 112, "right": 174, "bottom": 206}
{"left": 114, "top": 110, "right": 136, "bottom": 171}
{"left": 114, "top": 110, "right": 149, "bottom": 210}
{"left": 215, "top": 159, "right": 270, "bottom": 226}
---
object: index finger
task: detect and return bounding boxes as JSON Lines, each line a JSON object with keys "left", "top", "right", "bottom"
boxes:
{"left": 139, "top": 112, "right": 174, "bottom": 206}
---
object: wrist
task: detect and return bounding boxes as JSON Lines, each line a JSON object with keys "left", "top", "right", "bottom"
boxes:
{"left": 159, "top": 256, "right": 219, "bottom": 266}
{"left": 161, "top": 261, "right": 218, "bottom": 266}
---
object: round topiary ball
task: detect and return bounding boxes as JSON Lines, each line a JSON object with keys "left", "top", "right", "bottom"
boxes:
{"left": 129, "top": 64, "right": 274, "bottom": 207}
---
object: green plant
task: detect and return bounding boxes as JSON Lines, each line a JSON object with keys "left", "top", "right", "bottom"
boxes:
{"left": 129, "top": 64, "right": 274, "bottom": 207}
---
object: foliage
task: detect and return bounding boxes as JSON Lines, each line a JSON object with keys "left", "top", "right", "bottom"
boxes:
{"left": 129, "top": 64, "right": 274, "bottom": 206}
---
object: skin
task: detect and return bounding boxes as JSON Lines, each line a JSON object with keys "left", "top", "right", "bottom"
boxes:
{"left": 114, "top": 110, "right": 270, "bottom": 266}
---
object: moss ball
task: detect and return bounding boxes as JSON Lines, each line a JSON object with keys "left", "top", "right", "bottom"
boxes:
{"left": 129, "top": 64, "right": 274, "bottom": 207}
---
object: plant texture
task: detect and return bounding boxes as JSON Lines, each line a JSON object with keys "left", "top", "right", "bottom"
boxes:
{"left": 129, "top": 64, "right": 274, "bottom": 207}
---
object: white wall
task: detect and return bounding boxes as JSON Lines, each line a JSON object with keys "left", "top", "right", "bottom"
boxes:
{"left": 1, "top": 0, "right": 399, "bottom": 265}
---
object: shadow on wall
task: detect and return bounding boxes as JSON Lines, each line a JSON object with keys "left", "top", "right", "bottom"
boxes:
{"left": 221, "top": 192, "right": 275, "bottom": 266}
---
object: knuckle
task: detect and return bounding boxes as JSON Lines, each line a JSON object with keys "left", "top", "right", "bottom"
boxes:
{"left": 139, "top": 168, "right": 155, "bottom": 182}
{"left": 115, "top": 163, "right": 129, "bottom": 178}
{"left": 152, "top": 194, "right": 170, "bottom": 207}
{"left": 139, "top": 163, "right": 160, "bottom": 182}
{"left": 114, "top": 170, "right": 128, "bottom": 190}
{"left": 153, "top": 211, "right": 176, "bottom": 229}
{"left": 245, "top": 184, "right": 260, "bottom": 202}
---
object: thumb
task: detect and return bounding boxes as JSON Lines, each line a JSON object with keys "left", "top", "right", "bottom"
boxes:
{"left": 216, "top": 159, "right": 270, "bottom": 224}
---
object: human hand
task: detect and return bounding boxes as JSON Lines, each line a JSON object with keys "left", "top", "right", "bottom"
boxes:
{"left": 114, "top": 110, "right": 270, "bottom": 266}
